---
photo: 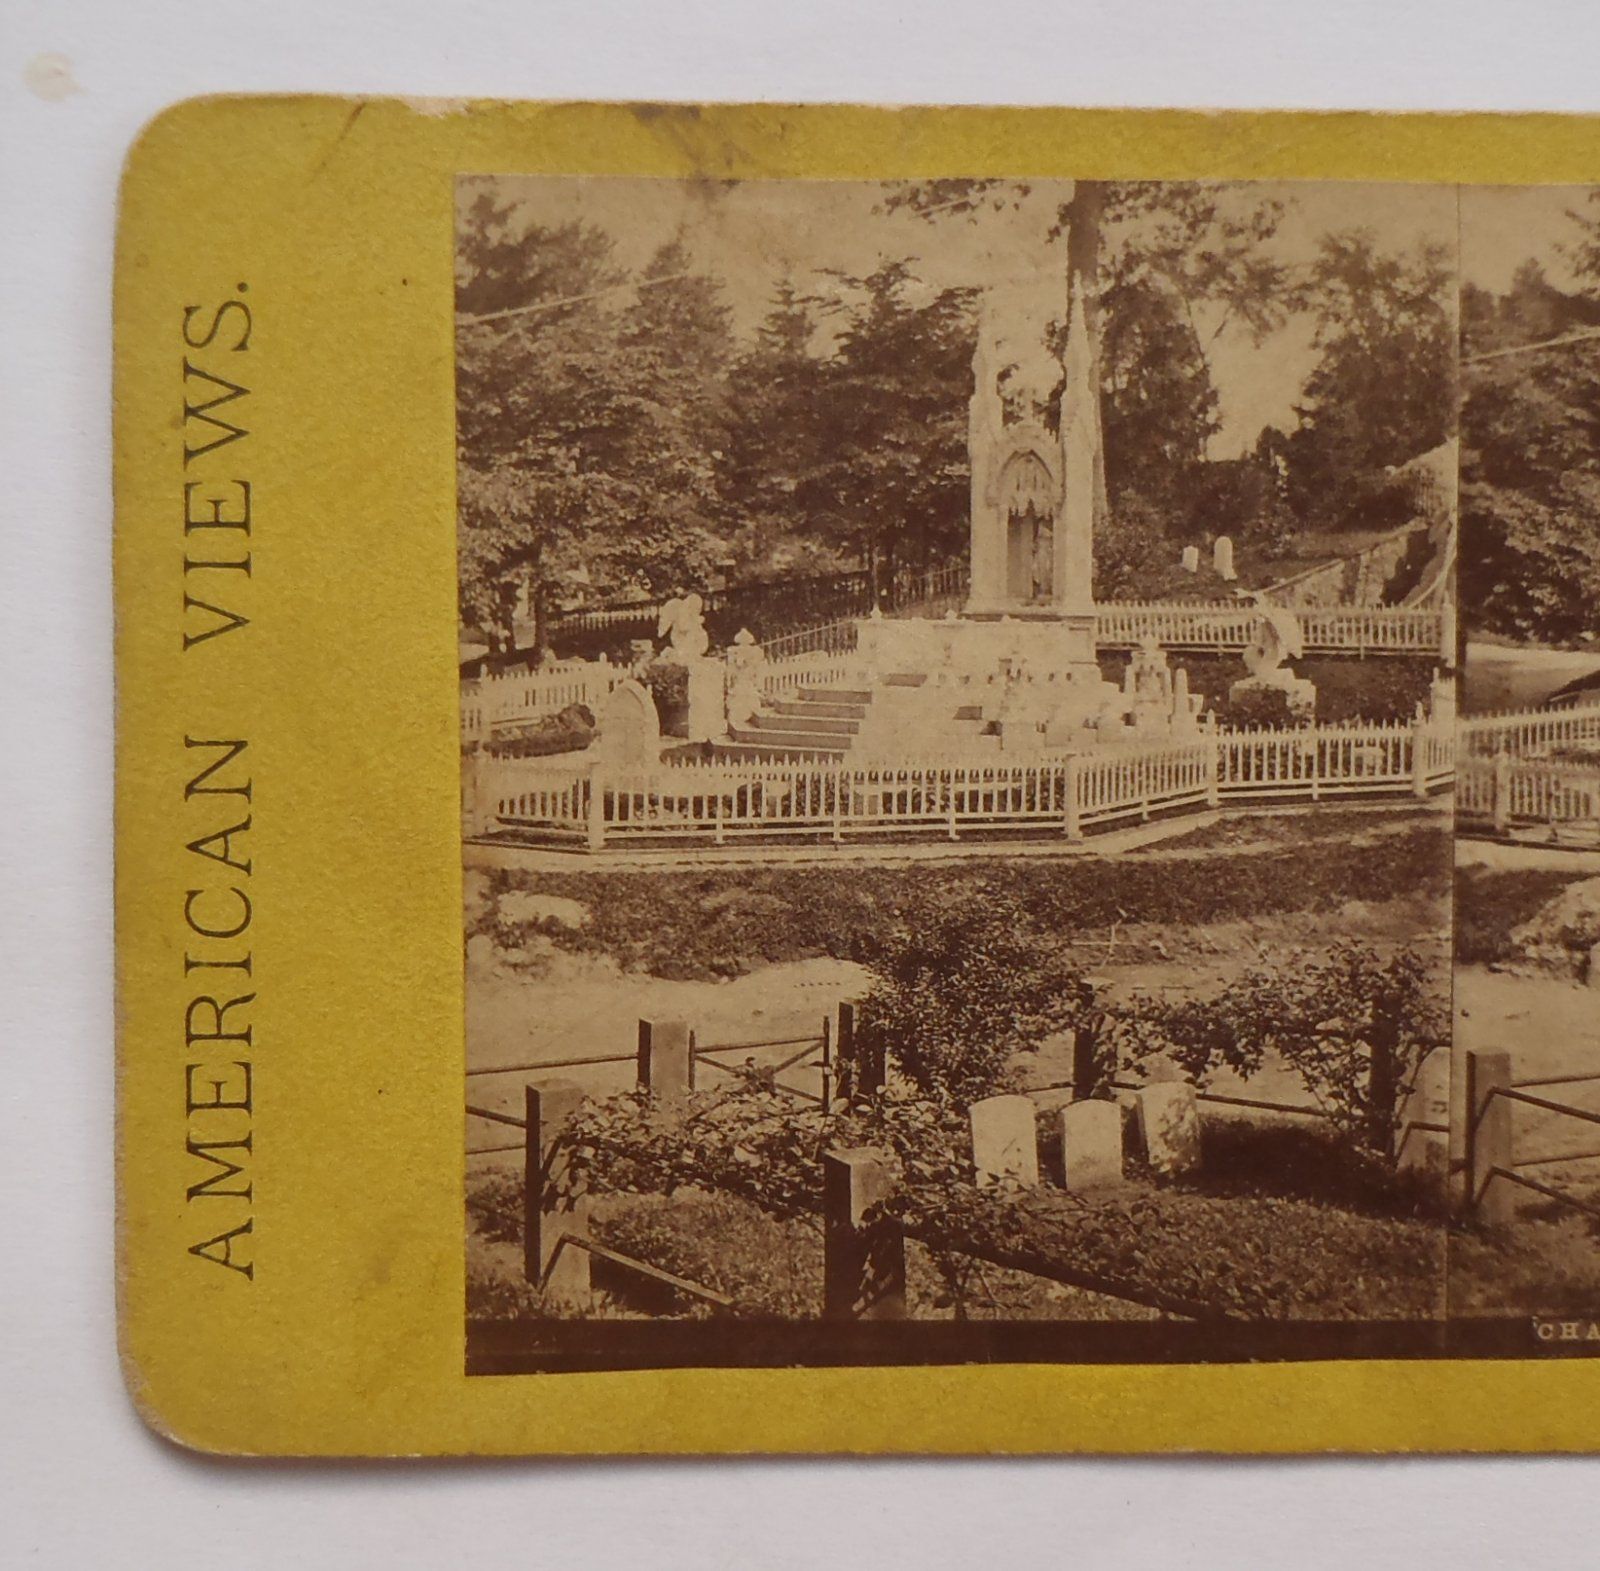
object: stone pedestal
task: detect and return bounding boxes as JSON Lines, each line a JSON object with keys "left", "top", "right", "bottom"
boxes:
{"left": 681, "top": 657, "right": 725, "bottom": 743}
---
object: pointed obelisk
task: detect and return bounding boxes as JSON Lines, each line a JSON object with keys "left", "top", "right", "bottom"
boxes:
{"left": 965, "top": 299, "right": 1007, "bottom": 613}
{"left": 1054, "top": 269, "right": 1099, "bottom": 618}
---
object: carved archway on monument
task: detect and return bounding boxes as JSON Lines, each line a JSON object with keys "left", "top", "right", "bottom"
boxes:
{"left": 988, "top": 430, "right": 1062, "bottom": 605}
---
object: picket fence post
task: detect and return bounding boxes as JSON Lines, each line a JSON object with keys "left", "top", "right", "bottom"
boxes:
{"left": 586, "top": 764, "right": 607, "bottom": 852}
{"left": 1410, "top": 717, "right": 1429, "bottom": 799}
{"left": 1492, "top": 753, "right": 1512, "bottom": 834}
{"left": 1063, "top": 755, "right": 1083, "bottom": 840}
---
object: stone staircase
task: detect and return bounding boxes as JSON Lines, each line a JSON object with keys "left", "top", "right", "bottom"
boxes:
{"left": 712, "top": 676, "right": 999, "bottom": 761}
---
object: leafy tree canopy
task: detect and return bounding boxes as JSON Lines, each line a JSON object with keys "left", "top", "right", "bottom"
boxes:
{"left": 1460, "top": 195, "right": 1600, "bottom": 645}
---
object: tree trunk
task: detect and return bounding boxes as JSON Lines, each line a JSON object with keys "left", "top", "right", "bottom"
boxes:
{"left": 526, "top": 540, "right": 549, "bottom": 668}
{"left": 1368, "top": 1031, "right": 1399, "bottom": 1159}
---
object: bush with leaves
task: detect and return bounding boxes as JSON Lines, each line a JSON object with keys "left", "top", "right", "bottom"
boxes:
{"left": 566, "top": 1082, "right": 975, "bottom": 1222}
{"left": 854, "top": 889, "right": 1097, "bottom": 1106}
{"left": 557, "top": 1077, "right": 1445, "bottom": 1321}
{"left": 1118, "top": 941, "right": 1448, "bottom": 1157}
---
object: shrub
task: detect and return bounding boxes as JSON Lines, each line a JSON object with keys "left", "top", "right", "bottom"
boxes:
{"left": 1223, "top": 684, "right": 1296, "bottom": 729}
{"left": 855, "top": 889, "right": 1097, "bottom": 1105}
{"left": 592, "top": 1193, "right": 822, "bottom": 1318}
{"left": 639, "top": 659, "right": 688, "bottom": 735}
{"left": 890, "top": 1182, "right": 1445, "bottom": 1321}
{"left": 487, "top": 703, "right": 595, "bottom": 759}
{"left": 491, "top": 823, "right": 1451, "bottom": 981}
{"left": 1118, "top": 942, "right": 1449, "bottom": 1159}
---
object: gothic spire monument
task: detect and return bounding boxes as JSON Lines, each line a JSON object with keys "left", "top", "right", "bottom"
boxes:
{"left": 740, "top": 215, "right": 1200, "bottom": 759}
{"left": 965, "top": 269, "right": 1100, "bottom": 621}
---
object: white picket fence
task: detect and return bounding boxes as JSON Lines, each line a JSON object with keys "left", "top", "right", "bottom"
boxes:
{"left": 461, "top": 657, "right": 627, "bottom": 742}
{"left": 1459, "top": 699, "right": 1600, "bottom": 758}
{"left": 1215, "top": 718, "right": 1453, "bottom": 801}
{"left": 465, "top": 602, "right": 1452, "bottom": 738}
{"left": 759, "top": 601, "right": 1447, "bottom": 670}
{"left": 470, "top": 719, "right": 1452, "bottom": 851}
{"left": 1458, "top": 755, "right": 1600, "bottom": 839}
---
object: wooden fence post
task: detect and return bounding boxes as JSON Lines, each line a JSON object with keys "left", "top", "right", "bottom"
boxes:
{"left": 833, "top": 1001, "right": 856, "bottom": 1100}
{"left": 823, "top": 1147, "right": 906, "bottom": 1320}
{"left": 1205, "top": 731, "right": 1221, "bottom": 807}
{"left": 1411, "top": 717, "right": 1429, "bottom": 799}
{"left": 1071, "top": 1026, "right": 1098, "bottom": 1102}
{"left": 524, "top": 1079, "right": 591, "bottom": 1309}
{"left": 1063, "top": 755, "right": 1083, "bottom": 840}
{"left": 638, "top": 1018, "right": 693, "bottom": 1099}
{"left": 1467, "top": 1048, "right": 1515, "bottom": 1230}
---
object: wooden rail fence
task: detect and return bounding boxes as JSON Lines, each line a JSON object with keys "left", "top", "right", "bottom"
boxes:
{"left": 1465, "top": 1048, "right": 1600, "bottom": 1230}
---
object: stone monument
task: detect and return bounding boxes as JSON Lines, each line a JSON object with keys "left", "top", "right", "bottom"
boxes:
{"left": 655, "top": 591, "right": 724, "bottom": 742}
{"left": 1213, "top": 535, "right": 1236, "bottom": 581}
{"left": 1228, "top": 594, "right": 1316, "bottom": 721}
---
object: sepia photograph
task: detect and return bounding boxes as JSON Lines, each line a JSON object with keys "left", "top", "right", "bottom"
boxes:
{"left": 1453, "top": 186, "right": 1600, "bottom": 1327}
{"left": 455, "top": 173, "right": 1473, "bottom": 1372}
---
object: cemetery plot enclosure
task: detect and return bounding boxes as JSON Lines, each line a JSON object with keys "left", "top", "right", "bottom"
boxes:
{"left": 469, "top": 721, "right": 1454, "bottom": 852}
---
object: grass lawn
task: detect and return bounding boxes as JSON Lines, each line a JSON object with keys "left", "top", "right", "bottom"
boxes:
{"left": 474, "top": 816, "right": 1451, "bottom": 981}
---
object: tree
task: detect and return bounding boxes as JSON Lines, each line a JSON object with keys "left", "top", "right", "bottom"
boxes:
{"left": 455, "top": 196, "right": 631, "bottom": 656}
{"left": 856, "top": 888, "right": 1095, "bottom": 1107}
{"left": 1459, "top": 227, "right": 1600, "bottom": 645}
{"left": 605, "top": 238, "right": 735, "bottom": 592}
{"left": 456, "top": 203, "right": 734, "bottom": 658}
{"left": 717, "top": 277, "right": 835, "bottom": 577}
{"left": 1280, "top": 231, "right": 1456, "bottom": 531}
{"left": 795, "top": 263, "right": 977, "bottom": 589}
{"left": 1120, "top": 943, "right": 1448, "bottom": 1158}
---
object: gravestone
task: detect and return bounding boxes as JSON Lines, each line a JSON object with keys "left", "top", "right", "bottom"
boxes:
{"left": 593, "top": 678, "right": 661, "bottom": 769}
{"left": 969, "top": 1094, "right": 1040, "bottom": 1187}
{"left": 1059, "top": 1099, "right": 1124, "bottom": 1191}
{"left": 1180, "top": 545, "right": 1200, "bottom": 574}
{"left": 1135, "top": 1082, "right": 1202, "bottom": 1177}
{"left": 1213, "top": 535, "right": 1236, "bottom": 581}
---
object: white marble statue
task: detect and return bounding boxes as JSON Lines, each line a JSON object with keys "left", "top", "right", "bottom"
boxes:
{"left": 1242, "top": 594, "right": 1305, "bottom": 679}
{"left": 657, "top": 592, "right": 710, "bottom": 660}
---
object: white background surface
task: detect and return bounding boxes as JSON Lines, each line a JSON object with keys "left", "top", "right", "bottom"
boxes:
{"left": 4, "top": 1, "right": 1600, "bottom": 1565}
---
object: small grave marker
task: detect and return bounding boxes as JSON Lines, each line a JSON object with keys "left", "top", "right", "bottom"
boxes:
{"left": 1060, "top": 1099, "right": 1124, "bottom": 1191}
{"left": 1135, "top": 1082, "right": 1202, "bottom": 1176}
{"left": 970, "top": 1094, "right": 1040, "bottom": 1187}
